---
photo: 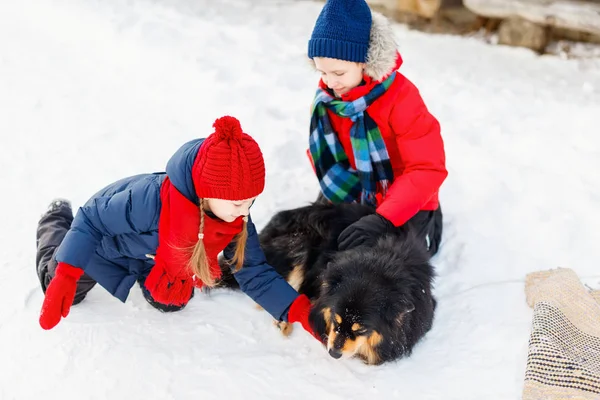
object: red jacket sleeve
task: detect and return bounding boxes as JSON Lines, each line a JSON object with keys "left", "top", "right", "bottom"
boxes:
{"left": 376, "top": 79, "right": 448, "bottom": 227}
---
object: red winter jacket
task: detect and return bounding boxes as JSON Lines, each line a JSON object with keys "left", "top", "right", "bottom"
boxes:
{"left": 309, "top": 55, "right": 447, "bottom": 227}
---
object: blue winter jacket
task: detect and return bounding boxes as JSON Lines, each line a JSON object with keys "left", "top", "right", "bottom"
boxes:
{"left": 55, "top": 138, "right": 299, "bottom": 321}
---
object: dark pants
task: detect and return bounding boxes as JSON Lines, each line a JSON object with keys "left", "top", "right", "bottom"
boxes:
{"left": 36, "top": 202, "right": 97, "bottom": 305}
{"left": 315, "top": 192, "right": 444, "bottom": 257}
{"left": 35, "top": 202, "right": 186, "bottom": 312}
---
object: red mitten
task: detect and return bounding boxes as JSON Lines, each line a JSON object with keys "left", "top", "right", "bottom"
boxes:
{"left": 144, "top": 263, "right": 193, "bottom": 306}
{"left": 39, "top": 263, "right": 84, "bottom": 330}
{"left": 288, "top": 294, "right": 321, "bottom": 342}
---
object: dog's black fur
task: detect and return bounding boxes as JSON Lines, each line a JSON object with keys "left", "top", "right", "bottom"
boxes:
{"left": 219, "top": 203, "right": 436, "bottom": 365}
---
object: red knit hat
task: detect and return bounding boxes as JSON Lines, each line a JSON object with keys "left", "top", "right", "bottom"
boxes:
{"left": 193, "top": 116, "right": 266, "bottom": 201}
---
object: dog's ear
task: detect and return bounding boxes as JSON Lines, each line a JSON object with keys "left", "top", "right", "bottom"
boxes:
{"left": 394, "top": 301, "right": 415, "bottom": 326}
{"left": 403, "top": 301, "right": 415, "bottom": 313}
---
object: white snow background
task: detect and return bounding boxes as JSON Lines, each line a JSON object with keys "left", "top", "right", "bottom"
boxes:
{"left": 1, "top": 0, "right": 599, "bottom": 399}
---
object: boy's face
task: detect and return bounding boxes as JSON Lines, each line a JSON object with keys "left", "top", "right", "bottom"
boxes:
{"left": 314, "top": 57, "right": 365, "bottom": 97}
{"left": 204, "top": 197, "right": 256, "bottom": 223}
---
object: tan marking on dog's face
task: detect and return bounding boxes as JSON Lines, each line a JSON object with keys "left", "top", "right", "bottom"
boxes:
{"left": 287, "top": 264, "right": 304, "bottom": 291}
{"left": 326, "top": 314, "right": 343, "bottom": 352}
{"left": 326, "top": 327, "right": 337, "bottom": 352}
{"left": 322, "top": 307, "right": 332, "bottom": 334}
{"left": 356, "top": 331, "right": 383, "bottom": 365}
{"left": 322, "top": 307, "right": 332, "bottom": 322}
{"left": 322, "top": 307, "right": 337, "bottom": 350}
{"left": 340, "top": 335, "right": 368, "bottom": 356}
{"left": 327, "top": 314, "right": 366, "bottom": 357}
{"left": 368, "top": 331, "right": 383, "bottom": 347}
{"left": 325, "top": 314, "right": 383, "bottom": 365}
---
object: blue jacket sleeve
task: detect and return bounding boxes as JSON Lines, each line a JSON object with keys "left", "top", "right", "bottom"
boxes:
{"left": 55, "top": 177, "right": 161, "bottom": 269}
{"left": 223, "top": 215, "right": 299, "bottom": 321}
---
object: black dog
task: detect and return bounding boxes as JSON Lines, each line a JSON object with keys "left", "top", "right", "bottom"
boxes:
{"left": 219, "top": 203, "right": 436, "bottom": 365}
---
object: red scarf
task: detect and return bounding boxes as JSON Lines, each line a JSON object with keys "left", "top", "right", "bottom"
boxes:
{"left": 144, "top": 177, "right": 244, "bottom": 306}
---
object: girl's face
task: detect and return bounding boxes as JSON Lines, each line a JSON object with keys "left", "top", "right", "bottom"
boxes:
{"left": 204, "top": 197, "right": 257, "bottom": 223}
{"left": 314, "top": 57, "right": 365, "bottom": 97}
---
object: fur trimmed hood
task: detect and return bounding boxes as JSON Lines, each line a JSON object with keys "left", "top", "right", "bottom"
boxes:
{"left": 364, "top": 12, "right": 399, "bottom": 81}
{"left": 309, "top": 11, "right": 399, "bottom": 82}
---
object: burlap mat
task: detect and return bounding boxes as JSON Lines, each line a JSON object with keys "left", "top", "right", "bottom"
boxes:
{"left": 523, "top": 268, "right": 600, "bottom": 399}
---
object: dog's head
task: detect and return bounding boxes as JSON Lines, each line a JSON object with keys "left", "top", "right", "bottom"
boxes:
{"left": 308, "top": 250, "right": 417, "bottom": 365}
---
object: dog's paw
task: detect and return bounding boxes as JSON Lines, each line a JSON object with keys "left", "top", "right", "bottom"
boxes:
{"left": 273, "top": 320, "right": 294, "bottom": 337}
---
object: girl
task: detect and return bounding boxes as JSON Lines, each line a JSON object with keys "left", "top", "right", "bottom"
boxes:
{"left": 37, "top": 116, "right": 314, "bottom": 338}
{"left": 306, "top": 0, "right": 448, "bottom": 255}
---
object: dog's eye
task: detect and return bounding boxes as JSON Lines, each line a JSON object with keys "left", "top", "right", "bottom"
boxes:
{"left": 354, "top": 329, "right": 368, "bottom": 336}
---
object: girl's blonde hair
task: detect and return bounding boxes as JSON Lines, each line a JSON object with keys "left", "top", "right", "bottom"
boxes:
{"left": 187, "top": 200, "right": 248, "bottom": 287}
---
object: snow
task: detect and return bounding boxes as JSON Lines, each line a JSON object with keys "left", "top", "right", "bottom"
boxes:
{"left": 1, "top": 0, "right": 599, "bottom": 399}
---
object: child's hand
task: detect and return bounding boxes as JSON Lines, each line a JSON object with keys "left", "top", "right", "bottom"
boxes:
{"left": 39, "top": 263, "right": 84, "bottom": 330}
{"left": 144, "top": 262, "right": 194, "bottom": 306}
{"left": 287, "top": 294, "right": 321, "bottom": 341}
{"left": 337, "top": 213, "right": 395, "bottom": 250}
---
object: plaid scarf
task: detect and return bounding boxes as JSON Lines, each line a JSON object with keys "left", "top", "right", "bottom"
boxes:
{"left": 309, "top": 72, "right": 396, "bottom": 206}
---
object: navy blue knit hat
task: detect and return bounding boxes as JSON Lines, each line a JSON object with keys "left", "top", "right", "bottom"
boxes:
{"left": 308, "top": 0, "right": 372, "bottom": 63}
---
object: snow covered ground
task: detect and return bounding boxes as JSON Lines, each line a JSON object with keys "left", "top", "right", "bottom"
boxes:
{"left": 1, "top": 0, "right": 599, "bottom": 399}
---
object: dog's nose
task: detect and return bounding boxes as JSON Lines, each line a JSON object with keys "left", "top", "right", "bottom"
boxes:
{"left": 328, "top": 348, "right": 342, "bottom": 359}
